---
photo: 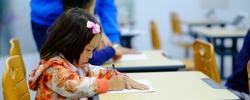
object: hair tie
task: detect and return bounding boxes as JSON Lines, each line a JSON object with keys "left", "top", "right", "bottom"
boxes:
{"left": 87, "top": 21, "right": 101, "bottom": 34}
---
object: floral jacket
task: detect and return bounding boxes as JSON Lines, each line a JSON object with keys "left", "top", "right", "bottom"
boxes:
{"left": 28, "top": 56, "right": 115, "bottom": 100}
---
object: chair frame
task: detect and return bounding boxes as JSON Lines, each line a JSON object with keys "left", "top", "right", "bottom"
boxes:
{"left": 193, "top": 39, "right": 221, "bottom": 83}
{"left": 2, "top": 55, "right": 30, "bottom": 100}
{"left": 150, "top": 20, "right": 161, "bottom": 49}
{"left": 9, "top": 38, "right": 26, "bottom": 77}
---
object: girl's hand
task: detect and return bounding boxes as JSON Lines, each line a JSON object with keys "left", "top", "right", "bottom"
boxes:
{"left": 108, "top": 75, "right": 126, "bottom": 91}
{"left": 107, "top": 75, "right": 149, "bottom": 91}
{"left": 124, "top": 77, "right": 149, "bottom": 90}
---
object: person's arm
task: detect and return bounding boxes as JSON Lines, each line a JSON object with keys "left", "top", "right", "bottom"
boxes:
{"left": 84, "top": 64, "right": 149, "bottom": 91}
{"left": 235, "top": 29, "right": 250, "bottom": 69}
{"left": 47, "top": 65, "right": 109, "bottom": 98}
{"left": 89, "top": 46, "right": 115, "bottom": 65}
{"left": 226, "top": 29, "right": 250, "bottom": 93}
{"left": 95, "top": 0, "right": 121, "bottom": 43}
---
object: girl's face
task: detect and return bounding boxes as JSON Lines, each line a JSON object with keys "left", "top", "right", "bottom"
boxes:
{"left": 77, "top": 34, "right": 102, "bottom": 67}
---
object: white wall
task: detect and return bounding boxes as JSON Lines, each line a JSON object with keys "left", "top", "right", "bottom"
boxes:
{"left": 2, "top": 0, "right": 250, "bottom": 57}
{"left": 8, "top": 0, "right": 36, "bottom": 54}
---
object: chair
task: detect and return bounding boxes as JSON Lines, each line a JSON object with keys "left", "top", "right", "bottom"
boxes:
{"left": 150, "top": 20, "right": 161, "bottom": 49}
{"left": 193, "top": 39, "right": 221, "bottom": 83}
{"left": 9, "top": 38, "right": 26, "bottom": 77}
{"left": 170, "top": 12, "right": 194, "bottom": 69}
{"left": 247, "top": 60, "right": 250, "bottom": 94}
{"left": 2, "top": 55, "right": 30, "bottom": 100}
{"left": 170, "top": 12, "right": 194, "bottom": 57}
{"left": 171, "top": 12, "right": 182, "bottom": 35}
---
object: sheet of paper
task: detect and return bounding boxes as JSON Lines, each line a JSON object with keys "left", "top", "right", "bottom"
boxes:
{"left": 107, "top": 79, "right": 155, "bottom": 94}
{"left": 120, "top": 53, "right": 148, "bottom": 61}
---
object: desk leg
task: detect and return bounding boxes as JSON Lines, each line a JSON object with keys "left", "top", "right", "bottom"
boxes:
{"left": 211, "top": 38, "right": 225, "bottom": 79}
{"left": 220, "top": 24, "right": 226, "bottom": 28}
{"left": 220, "top": 54, "right": 225, "bottom": 79}
{"left": 120, "top": 36, "right": 133, "bottom": 48}
{"left": 206, "top": 24, "right": 212, "bottom": 28}
{"left": 220, "top": 39, "right": 225, "bottom": 79}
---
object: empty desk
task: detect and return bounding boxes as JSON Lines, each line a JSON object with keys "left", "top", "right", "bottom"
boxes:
{"left": 102, "top": 50, "right": 185, "bottom": 72}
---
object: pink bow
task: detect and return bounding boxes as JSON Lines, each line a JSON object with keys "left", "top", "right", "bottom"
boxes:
{"left": 87, "top": 21, "right": 101, "bottom": 34}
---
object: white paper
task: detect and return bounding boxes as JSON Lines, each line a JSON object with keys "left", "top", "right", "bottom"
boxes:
{"left": 120, "top": 54, "right": 148, "bottom": 61}
{"left": 107, "top": 79, "right": 155, "bottom": 94}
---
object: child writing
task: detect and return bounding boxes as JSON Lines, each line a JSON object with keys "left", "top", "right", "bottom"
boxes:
{"left": 29, "top": 8, "right": 148, "bottom": 100}
{"left": 61, "top": 0, "right": 123, "bottom": 65}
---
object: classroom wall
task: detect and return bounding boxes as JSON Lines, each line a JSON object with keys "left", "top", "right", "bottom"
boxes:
{"left": 1, "top": 0, "right": 250, "bottom": 58}
{"left": 10, "top": 0, "right": 36, "bottom": 53}
{"left": 0, "top": 0, "right": 36, "bottom": 56}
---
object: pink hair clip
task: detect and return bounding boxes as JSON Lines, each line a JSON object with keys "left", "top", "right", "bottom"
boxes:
{"left": 87, "top": 21, "right": 101, "bottom": 34}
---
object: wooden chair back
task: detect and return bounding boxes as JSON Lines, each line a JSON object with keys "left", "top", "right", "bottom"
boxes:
{"left": 2, "top": 55, "right": 30, "bottom": 100}
{"left": 193, "top": 39, "right": 221, "bottom": 83}
{"left": 150, "top": 20, "right": 161, "bottom": 49}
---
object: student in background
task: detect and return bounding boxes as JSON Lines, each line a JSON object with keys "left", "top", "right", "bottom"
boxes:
{"left": 31, "top": 0, "right": 120, "bottom": 49}
{"left": 95, "top": 0, "right": 120, "bottom": 44}
{"left": 29, "top": 8, "right": 148, "bottom": 100}
{"left": 31, "top": 0, "right": 136, "bottom": 65}
{"left": 226, "top": 29, "right": 250, "bottom": 100}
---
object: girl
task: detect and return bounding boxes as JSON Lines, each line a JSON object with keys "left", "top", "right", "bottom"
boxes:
{"left": 29, "top": 8, "right": 148, "bottom": 100}
{"left": 63, "top": 0, "right": 123, "bottom": 65}
{"left": 62, "top": 0, "right": 139, "bottom": 65}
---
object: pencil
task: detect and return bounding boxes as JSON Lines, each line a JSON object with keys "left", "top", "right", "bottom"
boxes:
{"left": 112, "top": 64, "right": 116, "bottom": 70}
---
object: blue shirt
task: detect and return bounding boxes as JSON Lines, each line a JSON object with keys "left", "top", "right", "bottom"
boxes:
{"left": 31, "top": 0, "right": 63, "bottom": 26}
{"left": 31, "top": 0, "right": 121, "bottom": 43}
{"left": 95, "top": 0, "right": 121, "bottom": 43}
{"left": 226, "top": 29, "right": 250, "bottom": 94}
{"left": 89, "top": 46, "right": 115, "bottom": 65}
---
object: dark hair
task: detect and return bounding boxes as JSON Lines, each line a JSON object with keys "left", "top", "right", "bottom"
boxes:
{"left": 40, "top": 8, "right": 101, "bottom": 63}
{"left": 62, "top": 0, "right": 93, "bottom": 11}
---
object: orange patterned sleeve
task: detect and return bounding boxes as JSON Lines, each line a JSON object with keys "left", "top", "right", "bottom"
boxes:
{"left": 46, "top": 65, "right": 109, "bottom": 98}
{"left": 86, "top": 65, "right": 127, "bottom": 80}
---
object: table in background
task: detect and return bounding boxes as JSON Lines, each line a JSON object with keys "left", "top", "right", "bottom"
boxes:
{"left": 193, "top": 28, "right": 247, "bottom": 79}
{"left": 102, "top": 50, "right": 185, "bottom": 72}
{"left": 182, "top": 18, "right": 231, "bottom": 37}
{"left": 97, "top": 71, "right": 238, "bottom": 100}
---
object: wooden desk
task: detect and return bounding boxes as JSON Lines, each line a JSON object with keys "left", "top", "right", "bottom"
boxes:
{"left": 102, "top": 50, "right": 185, "bottom": 72}
{"left": 193, "top": 28, "right": 247, "bottom": 38}
{"left": 193, "top": 28, "right": 248, "bottom": 79}
{"left": 97, "top": 71, "right": 239, "bottom": 100}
